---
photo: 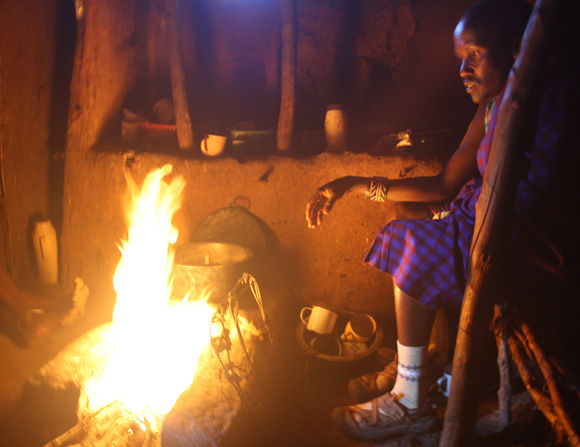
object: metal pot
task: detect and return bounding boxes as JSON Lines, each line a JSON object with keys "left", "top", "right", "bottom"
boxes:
{"left": 172, "top": 242, "right": 253, "bottom": 302}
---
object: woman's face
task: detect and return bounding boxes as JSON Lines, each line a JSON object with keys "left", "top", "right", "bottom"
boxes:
{"left": 453, "top": 20, "right": 511, "bottom": 104}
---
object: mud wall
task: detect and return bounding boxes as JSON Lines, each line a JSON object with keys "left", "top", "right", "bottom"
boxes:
{"left": 129, "top": 0, "right": 478, "bottom": 134}
{"left": 61, "top": 148, "right": 442, "bottom": 336}
{"left": 0, "top": 0, "right": 59, "bottom": 278}
{"left": 1, "top": 0, "right": 479, "bottom": 292}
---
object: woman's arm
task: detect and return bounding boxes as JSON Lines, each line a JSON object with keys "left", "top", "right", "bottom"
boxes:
{"left": 306, "top": 102, "right": 487, "bottom": 228}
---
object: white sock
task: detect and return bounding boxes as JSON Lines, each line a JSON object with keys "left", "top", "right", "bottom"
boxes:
{"left": 390, "top": 340, "right": 428, "bottom": 409}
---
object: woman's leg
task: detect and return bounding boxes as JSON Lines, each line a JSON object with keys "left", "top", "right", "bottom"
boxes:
{"left": 395, "top": 286, "right": 436, "bottom": 347}
{"left": 333, "top": 286, "right": 439, "bottom": 438}
{"left": 390, "top": 286, "right": 436, "bottom": 409}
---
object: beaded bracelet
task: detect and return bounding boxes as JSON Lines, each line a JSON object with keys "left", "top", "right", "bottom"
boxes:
{"left": 365, "top": 177, "right": 390, "bottom": 202}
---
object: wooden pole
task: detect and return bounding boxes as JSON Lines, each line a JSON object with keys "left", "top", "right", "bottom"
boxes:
{"left": 493, "top": 304, "right": 512, "bottom": 429}
{"left": 439, "top": 1, "right": 556, "bottom": 445}
{"left": 520, "top": 322, "right": 580, "bottom": 446}
{"left": 508, "top": 330, "right": 567, "bottom": 443}
{"left": 277, "top": 0, "right": 296, "bottom": 152}
{"left": 164, "top": 0, "right": 194, "bottom": 151}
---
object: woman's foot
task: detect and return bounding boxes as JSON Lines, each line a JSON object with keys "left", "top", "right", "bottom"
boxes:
{"left": 332, "top": 392, "right": 436, "bottom": 440}
{"left": 17, "top": 278, "right": 88, "bottom": 346}
{"left": 347, "top": 355, "right": 398, "bottom": 402}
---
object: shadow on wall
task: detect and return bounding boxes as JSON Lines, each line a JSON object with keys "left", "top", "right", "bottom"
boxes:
{"left": 48, "top": 0, "right": 76, "bottom": 233}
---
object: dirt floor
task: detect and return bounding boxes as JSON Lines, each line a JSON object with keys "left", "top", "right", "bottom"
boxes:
{"left": 0, "top": 274, "right": 559, "bottom": 447}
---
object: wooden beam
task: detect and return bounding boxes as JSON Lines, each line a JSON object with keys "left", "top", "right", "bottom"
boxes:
{"left": 277, "top": 0, "right": 296, "bottom": 152}
{"left": 164, "top": 0, "right": 194, "bottom": 151}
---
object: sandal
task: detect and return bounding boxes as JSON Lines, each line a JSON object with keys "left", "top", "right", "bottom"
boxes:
{"left": 332, "top": 392, "right": 437, "bottom": 440}
{"left": 348, "top": 353, "right": 442, "bottom": 402}
{"left": 347, "top": 355, "right": 398, "bottom": 402}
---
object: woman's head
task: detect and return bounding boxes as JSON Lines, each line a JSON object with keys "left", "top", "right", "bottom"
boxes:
{"left": 454, "top": 0, "right": 532, "bottom": 103}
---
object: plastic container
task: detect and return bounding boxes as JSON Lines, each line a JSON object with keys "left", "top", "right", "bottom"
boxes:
{"left": 138, "top": 122, "right": 177, "bottom": 145}
{"left": 33, "top": 219, "right": 58, "bottom": 283}
{"left": 229, "top": 130, "right": 276, "bottom": 153}
{"left": 325, "top": 104, "right": 349, "bottom": 152}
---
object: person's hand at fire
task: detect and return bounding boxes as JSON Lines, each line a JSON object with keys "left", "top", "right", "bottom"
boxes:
{"left": 306, "top": 176, "right": 368, "bottom": 229}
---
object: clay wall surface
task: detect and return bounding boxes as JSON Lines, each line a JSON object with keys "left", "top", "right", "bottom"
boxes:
{"left": 61, "top": 149, "right": 442, "bottom": 332}
{"left": 0, "top": 0, "right": 59, "bottom": 277}
{"left": 1, "top": 0, "right": 478, "bottom": 296}
{"left": 130, "top": 0, "right": 478, "bottom": 133}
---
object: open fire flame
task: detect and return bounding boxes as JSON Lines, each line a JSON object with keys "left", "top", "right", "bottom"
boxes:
{"left": 84, "top": 164, "right": 215, "bottom": 418}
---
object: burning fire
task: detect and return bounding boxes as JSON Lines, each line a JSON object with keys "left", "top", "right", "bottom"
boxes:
{"left": 84, "top": 164, "right": 214, "bottom": 417}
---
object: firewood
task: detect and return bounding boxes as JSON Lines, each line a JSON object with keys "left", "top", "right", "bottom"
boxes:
{"left": 507, "top": 331, "right": 567, "bottom": 444}
{"left": 520, "top": 322, "right": 580, "bottom": 446}
{"left": 493, "top": 304, "right": 513, "bottom": 428}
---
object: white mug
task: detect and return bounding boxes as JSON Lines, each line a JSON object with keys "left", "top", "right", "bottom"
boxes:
{"left": 201, "top": 134, "right": 227, "bottom": 157}
{"left": 340, "top": 313, "right": 377, "bottom": 343}
{"left": 300, "top": 306, "right": 338, "bottom": 335}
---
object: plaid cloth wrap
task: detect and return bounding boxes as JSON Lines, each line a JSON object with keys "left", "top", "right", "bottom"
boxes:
{"left": 363, "top": 95, "right": 503, "bottom": 310}
{"left": 364, "top": 72, "right": 573, "bottom": 310}
{"left": 510, "top": 73, "right": 578, "bottom": 282}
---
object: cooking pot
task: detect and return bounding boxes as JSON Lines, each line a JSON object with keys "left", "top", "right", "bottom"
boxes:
{"left": 172, "top": 242, "right": 253, "bottom": 302}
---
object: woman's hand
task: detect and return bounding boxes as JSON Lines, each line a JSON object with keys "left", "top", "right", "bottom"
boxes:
{"left": 306, "top": 177, "right": 358, "bottom": 228}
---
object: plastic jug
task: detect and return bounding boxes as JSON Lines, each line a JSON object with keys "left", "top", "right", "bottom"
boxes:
{"left": 325, "top": 104, "right": 349, "bottom": 152}
{"left": 33, "top": 219, "right": 58, "bottom": 283}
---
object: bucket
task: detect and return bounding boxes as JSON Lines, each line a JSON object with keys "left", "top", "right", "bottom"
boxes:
{"left": 172, "top": 242, "right": 253, "bottom": 303}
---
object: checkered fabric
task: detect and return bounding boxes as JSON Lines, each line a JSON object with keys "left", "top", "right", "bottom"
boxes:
{"left": 510, "top": 72, "right": 578, "bottom": 282}
{"left": 515, "top": 74, "right": 570, "bottom": 216}
{"left": 364, "top": 72, "right": 573, "bottom": 310}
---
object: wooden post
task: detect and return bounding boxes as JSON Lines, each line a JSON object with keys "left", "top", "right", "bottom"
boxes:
{"left": 493, "top": 304, "right": 512, "bottom": 428}
{"left": 439, "top": 1, "right": 556, "bottom": 445}
{"left": 277, "top": 0, "right": 296, "bottom": 152}
{"left": 164, "top": 0, "right": 194, "bottom": 151}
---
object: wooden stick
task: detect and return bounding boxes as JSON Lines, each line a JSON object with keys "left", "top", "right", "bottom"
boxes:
{"left": 440, "top": 1, "right": 555, "bottom": 445}
{"left": 520, "top": 321, "right": 580, "bottom": 446}
{"left": 507, "top": 331, "right": 567, "bottom": 444}
{"left": 277, "top": 0, "right": 296, "bottom": 151}
{"left": 493, "top": 304, "right": 512, "bottom": 428}
{"left": 164, "top": 0, "right": 194, "bottom": 151}
{"left": 44, "top": 401, "right": 162, "bottom": 447}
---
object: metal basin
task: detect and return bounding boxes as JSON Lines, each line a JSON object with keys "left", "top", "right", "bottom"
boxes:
{"left": 172, "top": 242, "right": 253, "bottom": 302}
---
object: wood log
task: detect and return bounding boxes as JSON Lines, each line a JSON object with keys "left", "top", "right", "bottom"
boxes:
{"left": 520, "top": 321, "right": 580, "bottom": 446}
{"left": 507, "top": 330, "right": 567, "bottom": 444}
{"left": 493, "top": 304, "right": 512, "bottom": 428}
{"left": 277, "top": 0, "right": 296, "bottom": 152}
{"left": 24, "top": 319, "right": 257, "bottom": 447}
{"left": 439, "top": 1, "right": 556, "bottom": 445}
{"left": 163, "top": 0, "right": 194, "bottom": 151}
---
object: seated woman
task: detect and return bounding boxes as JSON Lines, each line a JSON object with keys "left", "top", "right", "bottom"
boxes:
{"left": 306, "top": 0, "right": 534, "bottom": 440}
